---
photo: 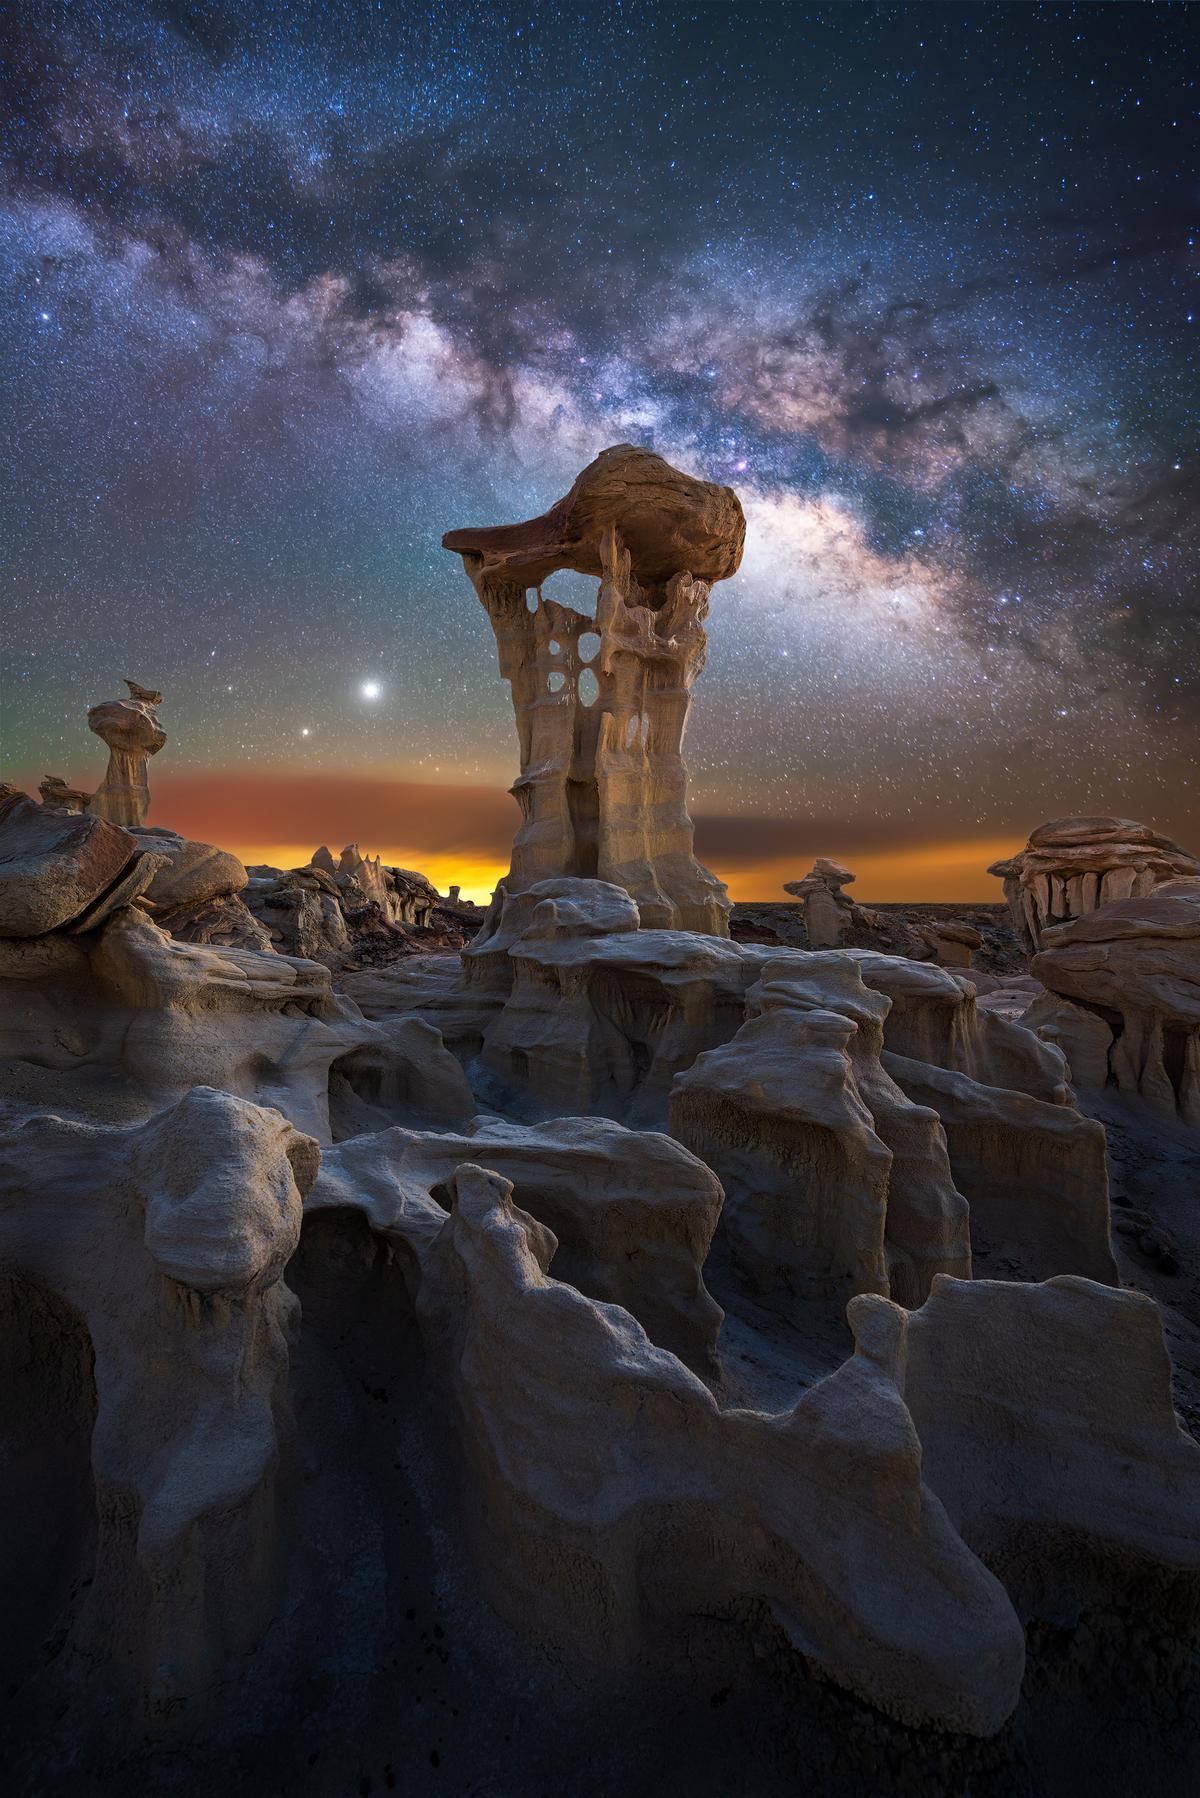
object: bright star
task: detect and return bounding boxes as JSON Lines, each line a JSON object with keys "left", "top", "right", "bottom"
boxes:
{"left": 360, "top": 680, "right": 381, "bottom": 701}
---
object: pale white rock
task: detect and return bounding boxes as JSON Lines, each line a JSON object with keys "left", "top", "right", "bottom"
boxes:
{"left": 671, "top": 953, "right": 971, "bottom": 1312}
{"left": 900, "top": 1275, "right": 1200, "bottom": 1616}
{"left": 0, "top": 1088, "right": 317, "bottom": 1715}
{"left": 1033, "top": 877, "right": 1200, "bottom": 1125}
{"left": 138, "top": 1085, "right": 318, "bottom": 1292}
{"left": 1021, "top": 990, "right": 1115, "bottom": 1091}
{"left": 412, "top": 1163, "right": 1025, "bottom": 1737}
{"left": 880, "top": 1053, "right": 1116, "bottom": 1284}
{"left": 478, "top": 913, "right": 767, "bottom": 1125}
{"left": 314, "top": 1112, "right": 724, "bottom": 1375}
{"left": 847, "top": 950, "right": 1073, "bottom": 1104}
{"left": 0, "top": 904, "right": 471, "bottom": 1144}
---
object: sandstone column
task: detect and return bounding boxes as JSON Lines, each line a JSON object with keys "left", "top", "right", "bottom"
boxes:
{"left": 87, "top": 680, "right": 166, "bottom": 826}
{"left": 444, "top": 445, "right": 742, "bottom": 935}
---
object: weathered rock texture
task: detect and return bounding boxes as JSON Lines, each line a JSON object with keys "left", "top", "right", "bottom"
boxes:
{"left": 847, "top": 953, "right": 1115, "bottom": 1285}
{"left": 413, "top": 1164, "right": 1026, "bottom": 1737}
{"left": 0, "top": 1088, "right": 317, "bottom": 1718}
{"left": 471, "top": 880, "right": 765, "bottom": 1125}
{"left": 5, "top": 749, "right": 1200, "bottom": 1780}
{"left": 901, "top": 1275, "right": 1200, "bottom": 1616}
{"left": 417, "top": 880, "right": 1114, "bottom": 1295}
{"left": 314, "top": 1114, "right": 724, "bottom": 1376}
{"left": 671, "top": 956, "right": 972, "bottom": 1311}
{"left": 0, "top": 798, "right": 474, "bottom": 1146}
{"left": 783, "top": 858, "right": 876, "bottom": 948}
{"left": 0, "top": 790, "right": 140, "bottom": 935}
{"left": 1032, "top": 877, "right": 1200, "bottom": 1126}
{"left": 444, "top": 447, "right": 739, "bottom": 934}
{"left": 86, "top": 680, "right": 167, "bottom": 826}
{"left": 38, "top": 774, "right": 91, "bottom": 813}
{"left": 990, "top": 816, "right": 1200, "bottom": 951}
{"left": 242, "top": 847, "right": 456, "bottom": 967}
{"left": 128, "top": 827, "right": 273, "bottom": 951}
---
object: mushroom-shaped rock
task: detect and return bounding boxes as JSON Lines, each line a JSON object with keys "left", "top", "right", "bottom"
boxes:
{"left": 784, "top": 859, "right": 861, "bottom": 948}
{"left": 87, "top": 679, "right": 167, "bottom": 826}
{"left": 443, "top": 450, "right": 737, "bottom": 934}
{"left": 442, "top": 442, "right": 745, "bottom": 593}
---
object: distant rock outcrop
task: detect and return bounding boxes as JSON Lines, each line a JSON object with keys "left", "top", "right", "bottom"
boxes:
{"left": 783, "top": 858, "right": 878, "bottom": 947}
{"left": 241, "top": 846, "right": 462, "bottom": 967}
{"left": 990, "top": 816, "right": 1200, "bottom": 951}
{"left": 38, "top": 774, "right": 91, "bottom": 813}
{"left": 1031, "top": 876, "right": 1200, "bottom": 1125}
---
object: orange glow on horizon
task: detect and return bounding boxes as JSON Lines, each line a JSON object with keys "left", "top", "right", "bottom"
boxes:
{"left": 229, "top": 835, "right": 1015, "bottom": 908}
{"left": 11, "top": 765, "right": 1019, "bottom": 907}
{"left": 234, "top": 845, "right": 508, "bottom": 908}
{"left": 727, "top": 839, "right": 1016, "bottom": 905}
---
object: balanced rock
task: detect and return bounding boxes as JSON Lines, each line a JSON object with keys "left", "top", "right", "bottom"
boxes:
{"left": 442, "top": 442, "right": 745, "bottom": 594}
{"left": 444, "top": 449, "right": 737, "bottom": 935}
{"left": 784, "top": 859, "right": 877, "bottom": 949}
{"left": 86, "top": 680, "right": 167, "bottom": 827}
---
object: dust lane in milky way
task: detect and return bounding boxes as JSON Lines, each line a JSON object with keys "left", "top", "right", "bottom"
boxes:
{"left": 3, "top": 1, "right": 1197, "bottom": 896}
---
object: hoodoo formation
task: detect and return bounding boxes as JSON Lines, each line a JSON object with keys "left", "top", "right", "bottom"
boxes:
{"left": 85, "top": 679, "right": 167, "bottom": 826}
{"left": 39, "top": 679, "right": 169, "bottom": 829}
{"left": 3, "top": 444, "right": 1200, "bottom": 1796}
{"left": 443, "top": 445, "right": 739, "bottom": 935}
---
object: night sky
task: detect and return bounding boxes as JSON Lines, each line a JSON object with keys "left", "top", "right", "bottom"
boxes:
{"left": 3, "top": 0, "right": 1197, "bottom": 899}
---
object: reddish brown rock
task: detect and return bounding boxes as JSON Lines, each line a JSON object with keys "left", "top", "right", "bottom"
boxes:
{"left": 0, "top": 789, "right": 138, "bottom": 936}
{"left": 87, "top": 679, "right": 167, "bottom": 826}
{"left": 38, "top": 774, "right": 92, "bottom": 813}
{"left": 990, "top": 815, "right": 1199, "bottom": 950}
{"left": 443, "top": 442, "right": 745, "bottom": 594}
{"left": 445, "top": 449, "right": 738, "bottom": 935}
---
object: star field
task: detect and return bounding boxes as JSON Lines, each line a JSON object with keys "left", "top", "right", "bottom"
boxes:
{"left": 2, "top": 0, "right": 1197, "bottom": 891}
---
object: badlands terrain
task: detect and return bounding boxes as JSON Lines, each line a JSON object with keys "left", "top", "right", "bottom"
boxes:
{"left": 3, "top": 449, "right": 1200, "bottom": 1796}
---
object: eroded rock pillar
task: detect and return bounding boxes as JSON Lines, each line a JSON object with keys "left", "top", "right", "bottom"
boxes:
{"left": 87, "top": 680, "right": 166, "bottom": 827}
{"left": 446, "top": 445, "right": 740, "bottom": 935}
